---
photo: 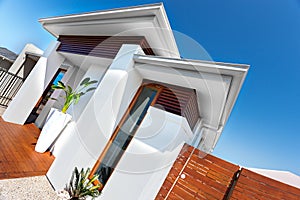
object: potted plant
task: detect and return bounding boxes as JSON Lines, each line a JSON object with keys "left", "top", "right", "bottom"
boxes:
{"left": 51, "top": 78, "right": 98, "bottom": 114}
{"left": 64, "top": 167, "right": 102, "bottom": 200}
{"left": 35, "top": 77, "right": 97, "bottom": 154}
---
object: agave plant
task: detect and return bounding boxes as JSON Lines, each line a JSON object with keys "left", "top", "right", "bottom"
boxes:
{"left": 52, "top": 77, "right": 97, "bottom": 113}
{"left": 65, "top": 167, "right": 102, "bottom": 200}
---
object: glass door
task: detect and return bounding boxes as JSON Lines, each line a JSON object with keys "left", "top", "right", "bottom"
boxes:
{"left": 90, "top": 84, "right": 162, "bottom": 188}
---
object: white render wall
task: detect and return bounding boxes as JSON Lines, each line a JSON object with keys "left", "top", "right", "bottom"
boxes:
{"left": 46, "top": 44, "right": 194, "bottom": 199}
{"left": 47, "top": 45, "right": 193, "bottom": 200}
{"left": 3, "top": 41, "right": 65, "bottom": 125}
{"left": 70, "top": 64, "right": 108, "bottom": 121}
{"left": 47, "top": 44, "right": 145, "bottom": 190}
{"left": 101, "top": 107, "right": 193, "bottom": 200}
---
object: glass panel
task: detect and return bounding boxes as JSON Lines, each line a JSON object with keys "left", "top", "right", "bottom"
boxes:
{"left": 36, "top": 70, "right": 65, "bottom": 114}
{"left": 95, "top": 86, "right": 157, "bottom": 186}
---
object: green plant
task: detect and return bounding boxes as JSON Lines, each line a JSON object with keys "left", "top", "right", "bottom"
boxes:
{"left": 66, "top": 167, "right": 102, "bottom": 200}
{"left": 52, "top": 77, "right": 97, "bottom": 113}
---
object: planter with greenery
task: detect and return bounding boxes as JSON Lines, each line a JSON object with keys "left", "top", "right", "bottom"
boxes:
{"left": 35, "top": 77, "right": 97, "bottom": 154}
{"left": 62, "top": 167, "right": 102, "bottom": 200}
{"left": 52, "top": 78, "right": 98, "bottom": 114}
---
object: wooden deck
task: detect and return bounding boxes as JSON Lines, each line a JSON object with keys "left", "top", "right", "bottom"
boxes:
{"left": 0, "top": 117, "right": 54, "bottom": 179}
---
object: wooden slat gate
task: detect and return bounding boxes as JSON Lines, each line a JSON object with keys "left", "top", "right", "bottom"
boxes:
{"left": 0, "top": 68, "right": 24, "bottom": 107}
{"left": 230, "top": 168, "right": 300, "bottom": 200}
{"left": 156, "top": 144, "right": 300, "bottom": 200}
{"left": 156, "top": 144, "right": 240, "bottom": 200}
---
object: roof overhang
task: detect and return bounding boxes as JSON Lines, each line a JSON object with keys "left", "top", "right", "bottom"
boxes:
{"left": 133, "top": 54, "right": 249, "bottom": 151}
{"left": 39, "top": 3, "right": 180, "bottom": 58}
{"left": 0, "top": 55, "right": 14, "bottom": 63}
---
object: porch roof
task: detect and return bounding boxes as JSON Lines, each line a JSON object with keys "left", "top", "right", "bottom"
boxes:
{"left": 133, "top": 54, "right": 249, "bottom": 151}
{"left": 39, "top": 3, "right": 179, "bottom": 58}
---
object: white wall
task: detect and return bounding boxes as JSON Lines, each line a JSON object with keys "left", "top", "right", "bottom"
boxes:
{"left": 70, "top": 64, "right": 108, "bottom": 121}
{"left": 47, "top": 44, "right": 145, "bottom": 190}
{"left": 3, "top": 41, "right": 65, "bottom": 124}
{"left": 46, "top": 44, "right": 197, "bottom": 200}
{"left": 46, "top": 44, "right": 196, "bottom": 199}
{"left": 100, "top": 107, "right": 193, "bottom": 200}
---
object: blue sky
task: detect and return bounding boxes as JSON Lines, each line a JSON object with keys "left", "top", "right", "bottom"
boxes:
{"left": 1, "top": 0, "right": 299, "bottom": 175}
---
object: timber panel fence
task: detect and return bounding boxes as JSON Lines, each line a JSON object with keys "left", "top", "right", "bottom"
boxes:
{"left": 156, "top": 144, "right": 300, "bottom": 200}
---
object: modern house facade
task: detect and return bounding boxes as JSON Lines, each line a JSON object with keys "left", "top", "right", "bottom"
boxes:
{"left": 2, "top": 3, "right": 249, "bottom": 199}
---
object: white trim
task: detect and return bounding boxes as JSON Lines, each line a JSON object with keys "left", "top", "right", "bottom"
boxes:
{"left": 39, "top": 3, "right": 164, "bottom": 24}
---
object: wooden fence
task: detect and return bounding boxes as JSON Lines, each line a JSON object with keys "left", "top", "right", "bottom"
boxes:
{"left": 230, "top": 168, "right": 300, "bottom": 200}
{"left": 155, "top": 144, "right": 300, "bottom": 200}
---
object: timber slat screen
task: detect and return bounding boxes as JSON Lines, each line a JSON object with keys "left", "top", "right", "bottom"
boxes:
{"left": 156, "top": 144, "right": 300, "bottom": 200}
{"left": 230, "top": 168, "right": 300, "bottom": 200}
{"left": 0, "top": 117, "right": 54, "bottom": 179}
{"left": 0, "top": 68, "right": 24, "bottom": 107}
{"left": 155, "top": 86, "right": 199, "bottom": 129}
{"left": 156, "top": 144, "right": 239, "bottom": 200}
{"left": 57, "top": 35, "right": 155, "bottom": 59}
{"left": 142, "top": 79, "right": 200, "bottom": 130}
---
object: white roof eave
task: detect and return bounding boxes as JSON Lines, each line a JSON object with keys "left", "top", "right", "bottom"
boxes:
{"left": 133, "top": 54, "right": 249, "bottom": 147}
{"left": 39, "top": 3, "right": 180, "bottom": 58}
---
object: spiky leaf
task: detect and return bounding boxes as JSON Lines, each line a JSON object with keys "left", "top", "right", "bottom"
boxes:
{"left": 65, "top": 167, "right": 101, "bottom": 199}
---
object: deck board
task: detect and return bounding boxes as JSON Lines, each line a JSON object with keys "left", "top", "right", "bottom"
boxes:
{"left": 0, "top": 117, "right": 54, "bottom": 179}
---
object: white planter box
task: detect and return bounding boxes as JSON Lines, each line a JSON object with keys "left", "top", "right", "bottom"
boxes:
{"left": 35, "top": 108, "right": 72, "bottom": 154}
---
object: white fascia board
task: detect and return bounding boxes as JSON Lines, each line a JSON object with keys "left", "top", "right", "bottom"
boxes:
{"left": 151, "top": 4, "right": 179, "bottom": 58}
{"left": 133, "top": 54, "right": 249, "bottom": 75}
{"left": 39, "top": 3, "right": 163, "bottom": 25}
{"left": 133, "top": 54, "right": 249, "bottom": 133}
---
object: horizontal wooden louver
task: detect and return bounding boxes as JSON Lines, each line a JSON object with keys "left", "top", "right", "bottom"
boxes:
{"left": 155, "top": 144, "right": 240, "bottom": 200}
{"left": 154, "top": 84, "right": 199, "bottom": 130}
{"left": 156, "top": 144, "right": 300, "bottom": 199}
{"left": 57, "top": 35, "right": 155, "bottom": 59}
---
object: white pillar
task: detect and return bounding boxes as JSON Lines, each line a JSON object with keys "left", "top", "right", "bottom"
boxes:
{"left": 8, "top": 43, "right": 43, "bottom": 78}
{"left": 47, "top": 44, "right": 144, "bottom": 190}
{"left": 2, "top": 41, "right": 65, "bottom": 125}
